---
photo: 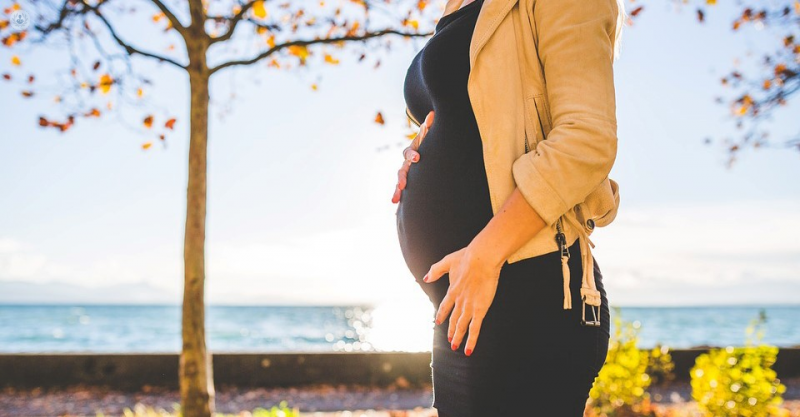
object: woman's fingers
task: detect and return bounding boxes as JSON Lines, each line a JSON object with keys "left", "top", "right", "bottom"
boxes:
{"left": 448, "top": 301, "right": 465, "bottom": 349}
{"left": 463, "top": 314, "right": 484, "bottom": 356}
{"left": 397, "top": 159, "right": 412, "bottom": 190}
{"left": 391, "top": 183, "right": 402, "bottom": 204}
{"left": 436, "top": 290, "right": 456, "bottom": 326}
{"left": 392, "top": 110, "right": 433, "bottom": 204}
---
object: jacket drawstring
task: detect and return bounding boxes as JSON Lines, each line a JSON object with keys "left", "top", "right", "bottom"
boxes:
{"left": 559, "top": 214, "right": 601, "bottom": 310}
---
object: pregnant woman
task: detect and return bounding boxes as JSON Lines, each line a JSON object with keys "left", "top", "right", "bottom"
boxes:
{"left": 392, "top": 0, "right": 625, "bottom": 415}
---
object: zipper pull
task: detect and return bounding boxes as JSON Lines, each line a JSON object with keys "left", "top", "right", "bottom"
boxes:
{"left": 555, "top": 217, "right": 572, "bottom": 309}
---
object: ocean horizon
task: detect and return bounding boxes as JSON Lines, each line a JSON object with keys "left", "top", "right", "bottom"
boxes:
{"left": 1, "top": 303, "right": 797, "bottom": 353}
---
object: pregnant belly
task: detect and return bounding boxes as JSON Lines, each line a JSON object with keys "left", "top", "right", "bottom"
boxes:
{"left": 395, "top": 141, "right": 494, "bottom": 277}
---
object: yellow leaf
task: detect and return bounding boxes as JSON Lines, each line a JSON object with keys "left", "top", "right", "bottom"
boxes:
{"left": 137, "top": 88, "right": 144, "bottom": 98}
{"left": 142, "top": 142, "right": 153, "bottom": 150}
{"left": 267, "top": 34, "right": 275, "bottom": 48}
{"left": 12, "top": 3, "right": 20, "bottom": 10}
{"left": 795, "top": 0, "right": 800, "bottom": 15}
{"left": 324, "top": 54, "right": 340, "bottom": 64}
{"left": 152, "top": 13, "right": 165, "bottom": 22}
{"left": 311, "top": 83, "right": 318, "bottom": 90}
{"left": 99, "top": 74, "right": 113, "bottom": 94}
{"left": 252, "top": 1, "right": 267, "bottom": 19}
{"left": 11, "top": 55, "right": 21, "bottom": 66}
{"left": 288, "top": 45, "right": 309, "bottom": 63}
{"left": 706, "top": 0, "right": 716, "bottom": 4}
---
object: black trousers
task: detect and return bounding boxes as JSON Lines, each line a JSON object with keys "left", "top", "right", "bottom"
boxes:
{"left": 417, "top": 239, "right": 611, "bottom": 417}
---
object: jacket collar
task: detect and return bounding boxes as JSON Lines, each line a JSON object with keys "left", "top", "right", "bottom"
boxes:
{"left": 468, "top": 0, "right": 518, "bottom": 68}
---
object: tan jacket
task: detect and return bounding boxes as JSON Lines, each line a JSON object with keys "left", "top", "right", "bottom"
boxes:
{"left": 404, "top": 0, "right": 622, "bottom": 311}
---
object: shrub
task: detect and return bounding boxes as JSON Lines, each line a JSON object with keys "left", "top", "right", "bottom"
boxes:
{"left": 586, "top": 307, "right": 674, "bottom": 417}
{"left": 690, "top": 311, "right": 787, "bottom": 417}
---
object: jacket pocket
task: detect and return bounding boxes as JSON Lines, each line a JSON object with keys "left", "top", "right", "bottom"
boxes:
{"left": 523, "top": 94, "right": 544, "bottom": 153}
{"left": 532, "top": 93, "right": 552, "bottom": 138}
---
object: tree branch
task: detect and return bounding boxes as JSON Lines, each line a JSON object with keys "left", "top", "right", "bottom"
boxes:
{"left": 187, "top": 0, "right": 207, "bottom": 32}
{"left": 86, "top": 2, "right": 187, "bottom": 70}
{"left": 209, "top": 29, "right": 431, "bottom": 75}
{"left": 208, "top": 0, "right": 259, "bottom": 44}
{"left": 150, "top": 0, "right": 188, "bottom": 36}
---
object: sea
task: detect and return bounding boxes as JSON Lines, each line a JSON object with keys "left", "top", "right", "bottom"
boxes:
{"left": 0, "top": 304, "right": 797, "bottom": 353}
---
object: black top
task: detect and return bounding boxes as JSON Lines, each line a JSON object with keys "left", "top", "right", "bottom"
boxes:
{"left": 396, "top": 0, "right": 493, "bottom": 281}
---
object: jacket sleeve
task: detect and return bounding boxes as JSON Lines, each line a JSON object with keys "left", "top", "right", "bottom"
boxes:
{"left": 511, "top": 0, "right": 619, "bottom": 227}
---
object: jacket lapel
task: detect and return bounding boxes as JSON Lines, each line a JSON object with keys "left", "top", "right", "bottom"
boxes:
{"left": 469, "top": 0, "right": 518, "bottom": 69}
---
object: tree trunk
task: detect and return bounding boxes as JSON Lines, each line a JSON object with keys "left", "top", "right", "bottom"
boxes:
{"left": 181, "top": 37, "right": 214, "bottom": 417}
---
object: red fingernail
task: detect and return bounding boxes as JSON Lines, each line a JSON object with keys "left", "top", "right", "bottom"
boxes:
{"left": 434, "top": 318, "right": 440, "bottom": 325}
{"left": 423, "top": 274, "right": 429, "bottom": 282}
{"left": 447, "top": 335, "right": 452, "bottom": 342}
{"left": 451, "top": 343, "right": 457, "bottom": 350}
{"left": 465, "top": 348, "right": 472, "bottom": 356}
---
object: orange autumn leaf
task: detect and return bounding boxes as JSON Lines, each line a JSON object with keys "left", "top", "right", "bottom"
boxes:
{"left": 11, "top": 55, "right": 21, "bottom": 66}
{"left": 86, "top": 108, "right": 101, "bottom": 117}
{"left": 375, "top": 112, "right": 385, "bottom": 125}
{"left": 143, "top": 115, "right": 154, "bottom": 128}
{"left": 0, "top": 20, "right": 8, "bottom": 30}
{"left": 99, "top": 74, "right": 114, "bottom": 94}
{"left": 252, "top": 1, "right": 268, "bottom": 19}
{"left": 630, "top": 6, "right": 644, "bottom": 17}
{"left": 21, "top": 90, "right": 33, "bottom": 98}
{"left": 142, "top": 142, "right": 153, "bottom": 150}
{"left": 324, "top": 54, "right": 339, "bottom": 64}
{"left": 267, "top": 34, "right": 275, "bottom": 47}
{"left": 165, "top": 118, "right": 176, "bottom": 130}
{"left": 288, "top": 45, "right": 309, "bottom": 63}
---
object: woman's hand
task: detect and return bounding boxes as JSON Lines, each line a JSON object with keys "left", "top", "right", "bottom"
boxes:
{"left": 391, "top": 110, "right": 434, "bottom": 204}
{"left": 423, "top": 245, "right": 503, "bottom": 357}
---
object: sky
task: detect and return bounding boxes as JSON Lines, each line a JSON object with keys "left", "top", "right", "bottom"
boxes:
{"left": 0, "top": 0, "right": 798, "bottom": 308}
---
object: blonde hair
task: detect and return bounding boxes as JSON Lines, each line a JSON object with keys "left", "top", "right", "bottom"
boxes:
{"left": 612, "top": 0, "right": 628, "bottom": 61}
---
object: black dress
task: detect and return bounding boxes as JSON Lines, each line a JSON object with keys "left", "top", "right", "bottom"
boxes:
{"left": 396, "top": 1, "right": 612, "bottom": 415}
